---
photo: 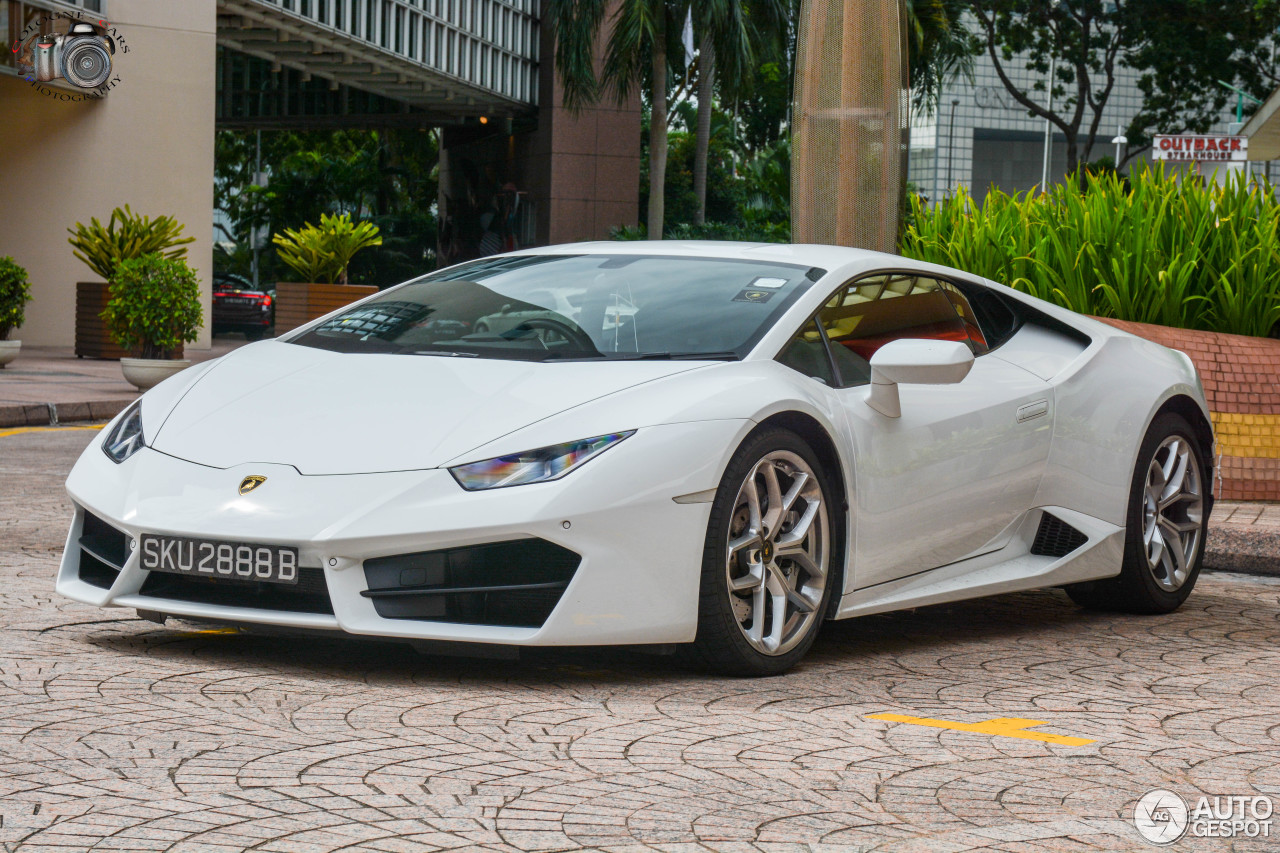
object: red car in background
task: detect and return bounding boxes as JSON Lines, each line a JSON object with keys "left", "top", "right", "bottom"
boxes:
{"left": 212, "top": 273, "right": 274, "bottom": 341}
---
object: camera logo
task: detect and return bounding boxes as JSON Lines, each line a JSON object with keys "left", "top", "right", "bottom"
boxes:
{"left": 1134, "top": 789, "right": 1190, "bottom": 845}
{"left": 31, "top": 22, "right": 115, "bottom": 88}
{"left": 12, "top": 12, "right": 127, "bottom": 101}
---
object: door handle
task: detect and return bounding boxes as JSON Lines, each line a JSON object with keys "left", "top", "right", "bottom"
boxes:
{"left": 1017, "top": 399, "right": 1050, "bottom": 423}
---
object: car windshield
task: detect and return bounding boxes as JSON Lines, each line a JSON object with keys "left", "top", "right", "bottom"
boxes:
{"left": 285, "top": 254, "right": 820, "bottom": 361}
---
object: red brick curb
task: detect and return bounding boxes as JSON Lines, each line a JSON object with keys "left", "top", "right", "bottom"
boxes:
{"left": 1097, "top": 318, "right": 1280, "bottom": 501}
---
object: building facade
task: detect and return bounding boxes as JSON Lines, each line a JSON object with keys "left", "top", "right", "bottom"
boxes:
{"left": 908, "top": 34, "right": 1249, "bottom": 203}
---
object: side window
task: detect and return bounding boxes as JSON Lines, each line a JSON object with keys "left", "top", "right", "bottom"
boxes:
{"left": 776, "top": 320, "right": 836, "bottom": 386}
{"left": 817, "top": 274, "right": 971, "bottom": 387}
{"left": 938, "top": 280, "right": 990, "bottom": 355}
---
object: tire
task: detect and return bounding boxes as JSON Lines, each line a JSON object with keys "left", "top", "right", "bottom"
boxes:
{"left": 244, "top": 327, "right": 266, "bottom": 342}
{"left": 1066, "top": 413, "right": 1208, "bottom": 614}
{"left": 692, "top": 427, "right": 840, "bottom": 676}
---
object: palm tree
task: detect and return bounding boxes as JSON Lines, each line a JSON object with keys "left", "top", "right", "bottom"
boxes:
{"left": 903, "top": 0, "right": 977, "bottom": 112}
{"left": 549, "top": 0, "right": 687, "bottom": 239}
{"left": 690, "top": 0, "right": 790, "bottom": 225}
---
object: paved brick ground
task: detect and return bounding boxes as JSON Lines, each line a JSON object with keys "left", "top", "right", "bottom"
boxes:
{"left": 2, "top": 430, "right": 1278, "bottom": 852}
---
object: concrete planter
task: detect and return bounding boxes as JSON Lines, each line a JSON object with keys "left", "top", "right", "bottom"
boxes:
{"left": 274, "top": 282, "right": 378, "bottom": 334}
{"left": 120, "top": 357, "right": 190, "bottom": 391}
{"left": 0, "top": 339, "right": 19, "bottom": 368}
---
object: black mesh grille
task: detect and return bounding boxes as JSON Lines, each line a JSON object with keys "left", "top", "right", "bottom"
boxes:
{"left": 1030, "top": 513, "right": 1088, "bottom": 558}
{"left": 78, "top": 511, "right": 127, "bottom": 590}
{"left": 139, "top": 567, "right": 333, "bottom": 614}
{"left": 362, "top": 539, "right": 580, "bottom": 628}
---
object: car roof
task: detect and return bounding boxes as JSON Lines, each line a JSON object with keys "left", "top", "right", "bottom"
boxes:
{"left": 514, "top": 240, "right": 903, "bottom": 273}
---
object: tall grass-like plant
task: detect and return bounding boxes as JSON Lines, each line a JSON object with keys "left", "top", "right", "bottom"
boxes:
{"left": 901, "top": 165, "right": 1280, "bottom": 338}
{"left": 67, "top": 206, "right": 195, "bottom": 281}
{"left": 273, "top": 213, "right": 382, "bottom": 284}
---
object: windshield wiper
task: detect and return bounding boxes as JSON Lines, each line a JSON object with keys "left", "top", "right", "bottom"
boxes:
{"left": 406, "top": 349, "right": 479, "bottom": 358}
{"left": 545, "top": 351, "right": 740, "bottom": 362}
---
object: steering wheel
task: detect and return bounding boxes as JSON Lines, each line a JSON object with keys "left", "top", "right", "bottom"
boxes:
{"left": 508, "top": 318, "right": 597, "bottom": 352}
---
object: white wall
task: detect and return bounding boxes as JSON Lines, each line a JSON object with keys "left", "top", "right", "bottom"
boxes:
{"left": 0, "top": 0, "right": 216, "bottom": 348}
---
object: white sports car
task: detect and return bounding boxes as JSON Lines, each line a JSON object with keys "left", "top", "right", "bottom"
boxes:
{"left": 57, "top": 243, "right": 1214, "bottom": 675}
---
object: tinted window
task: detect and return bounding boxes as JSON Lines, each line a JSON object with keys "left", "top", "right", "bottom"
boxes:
{"left": 287, "top": 254, "right": 818, "bottom": 361}
{"left": 817, "top": 274, "right": 972, "bottom": 387}
{"left": 777, "top": 320, "right": 835, "bottom": 385}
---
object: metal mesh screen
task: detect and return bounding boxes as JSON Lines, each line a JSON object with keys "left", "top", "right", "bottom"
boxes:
{"left": 792, "top": 0, "right": 910, "bottom": 253}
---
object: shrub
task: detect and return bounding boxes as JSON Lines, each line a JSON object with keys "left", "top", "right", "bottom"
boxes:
{"left": 0, "top": 257, "right": 32, "bottom": 340}
{"left": 273, "top": 213, "right": 382, "bottom": 284}
{"left": 901, "top": 165, "right": 1280, "bottom": 338}
{"left": 68, "top": 206, "right": 195, "bottom": 281}
{"left": 102, "top": 254, "right": 203, "bottom": 359}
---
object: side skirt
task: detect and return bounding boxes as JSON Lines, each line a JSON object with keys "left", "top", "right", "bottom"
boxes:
{"left": 833, "top": 506, "right": 1124, "bottom": 619}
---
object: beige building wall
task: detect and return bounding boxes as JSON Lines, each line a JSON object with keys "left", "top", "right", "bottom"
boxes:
{"left": 0, "top": 0, "right": 216, "bottom": 349}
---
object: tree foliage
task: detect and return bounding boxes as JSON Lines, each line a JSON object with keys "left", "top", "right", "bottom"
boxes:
{"left": 967, "top": 0, "right": 1280, "bottom": 173}
{"left": 215, "top": 129, "right": 438, "bottom": 287}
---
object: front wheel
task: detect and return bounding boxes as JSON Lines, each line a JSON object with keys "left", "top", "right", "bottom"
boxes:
{"left": 1066, "top": 413, "right": 1207, "bottom": 613}
{"left": 692, "top": 428, "right": 837, "bottom": 676}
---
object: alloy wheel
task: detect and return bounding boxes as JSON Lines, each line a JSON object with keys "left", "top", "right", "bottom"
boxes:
{"left": 1141, "top": 435, "right": 1203, "bottom": 592}
{"left": 725, "top": 451, "right": 829, "bottom": 656}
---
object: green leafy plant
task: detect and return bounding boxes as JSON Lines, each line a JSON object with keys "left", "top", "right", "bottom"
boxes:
{"left": 67, "top": 206, "right": 195, "bottom": 281}
{"left": 272, "top": 213, "right": 383, "bottom": 284}
{"left": 101, "top": 254, "right": 203, "bottom": 360}
{"left": 0, "top": 257, "right": 33, "bottom": 341}
{"left": 901, "top": 165, "right": 1280, "bottom": 339}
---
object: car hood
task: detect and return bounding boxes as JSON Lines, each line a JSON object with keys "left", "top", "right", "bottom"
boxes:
{"left": 150, "top": 341, "right": 707, "bottom": 474}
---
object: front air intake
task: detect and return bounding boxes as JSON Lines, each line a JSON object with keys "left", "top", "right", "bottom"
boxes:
{"left": 78, "top": 510, "right": 128, "bottom": 589}
{"left": 1030, "top": 513, "right": 1088, "bottom": 558}
{"left": 362, "top": 539, "right": 580, "bottom": 628}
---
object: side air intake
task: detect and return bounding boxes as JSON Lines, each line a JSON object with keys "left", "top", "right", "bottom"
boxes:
{"left": 1030, "top": 513, "right": 1088, "bottom": 558}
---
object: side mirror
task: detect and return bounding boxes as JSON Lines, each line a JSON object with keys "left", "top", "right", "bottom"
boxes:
{"left": 866, "top": 339, "right": 973, "bottom": 418}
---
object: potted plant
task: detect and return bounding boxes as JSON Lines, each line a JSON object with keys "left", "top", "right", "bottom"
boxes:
{"left": 101, "top": 254, "right": 203, "bottom": 390}
{"left": 0, "top": 257, "right": 32, "bottom": 368}
{"left": 272, "top": 213, "right": 382, "bottom": 333}
{"left": 67, "top": 206, "right": 195, "bottom": 359}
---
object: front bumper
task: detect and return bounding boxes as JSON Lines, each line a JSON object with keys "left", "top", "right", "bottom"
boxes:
{"left": 57, "top": 420, "right": 750, "bottom": 646}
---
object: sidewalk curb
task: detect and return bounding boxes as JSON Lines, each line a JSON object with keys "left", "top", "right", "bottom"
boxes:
{"left": 0, "top": 400, "right": 131, "bottom": 428}
{"left": 1204, "top": 527, "right": 1280, "bottom": 577}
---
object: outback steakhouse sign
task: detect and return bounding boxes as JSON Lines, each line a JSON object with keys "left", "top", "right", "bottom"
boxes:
{"left": 1153, "top": 135, "right": 1248, "bottom": 163}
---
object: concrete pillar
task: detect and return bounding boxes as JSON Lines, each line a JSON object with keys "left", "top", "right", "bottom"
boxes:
{"left": 437, "top": 9, "right": 641, "bottom": 263}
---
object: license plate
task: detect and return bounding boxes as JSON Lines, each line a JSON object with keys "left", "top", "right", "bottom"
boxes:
{"left": 140, "top": 535, "right": 299, "bottom": 585}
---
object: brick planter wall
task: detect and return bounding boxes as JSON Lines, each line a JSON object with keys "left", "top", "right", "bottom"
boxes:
{"left": 1097, "top": 318, "right": 1280, "bottom": 501}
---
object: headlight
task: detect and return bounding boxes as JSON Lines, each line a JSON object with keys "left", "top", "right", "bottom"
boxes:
{"left": 449, "top": 431, "right": 635, "bottom": 491}
{"left": 102, "top": 401, "right": 146, "bottom": 464}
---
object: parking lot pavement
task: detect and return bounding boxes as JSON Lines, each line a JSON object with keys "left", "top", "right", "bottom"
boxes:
{"left": 2, "top": 429, "right": 1278, "bottom": 852}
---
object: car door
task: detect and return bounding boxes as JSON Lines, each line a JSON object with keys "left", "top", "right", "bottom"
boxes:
{"left": 811, "top": 273, "right": 1054, "bottom": 589}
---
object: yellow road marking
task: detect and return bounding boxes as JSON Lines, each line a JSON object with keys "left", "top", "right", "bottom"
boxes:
{"left": 867, "top": 713, "right": 1095, "bottom": 746}
{"left": 0, "top": 424, "right": 105, "bottom": 438}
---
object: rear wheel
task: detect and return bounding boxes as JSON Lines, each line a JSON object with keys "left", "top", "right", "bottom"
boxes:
{"left": 244, "top": 327, "right": 266, "bottom": 342}
{"left": 692, "top": 428, "right": 837, "bottom": 676}
{"left": 1066, "top": 413, "right": 1207, "bottom": 613}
